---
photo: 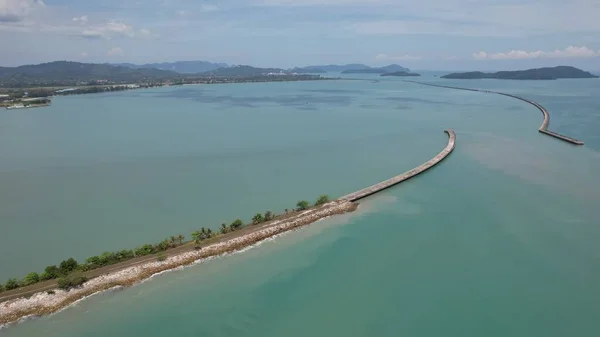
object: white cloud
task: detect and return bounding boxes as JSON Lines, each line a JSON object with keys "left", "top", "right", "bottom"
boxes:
{"left": 72, "top": 15, "right": 88, "bottom": 23}
{"left": 138, "top": 28, "right": 152, "bottom": 38}
{"left": 80, "top": 21, "right": 136, "bottom": 39}
{"left": 0, "top": 0, "right": 45, "bottom": 22}
{"left": 199, "top": 4, "right": 219, "bottom": 12}
{"left": 259, "top": 0, "right": 390, "bottom": 6}
{"left": 473, "top": 46, "right": 600, "bottom": 60}
{"left": 107, "top": 47, "right": 123, "bottom": 56}
{"left": 80, "top": 51, "right": 88, "bottom": 58}
{"left": 81, "top": 29, "right": 104, "bottom": 39}
{"left": 375, "top": 53, "right": 422, "bottom": 61}
{"left": 176, "top": 10, "right": 188, "bottom": 16}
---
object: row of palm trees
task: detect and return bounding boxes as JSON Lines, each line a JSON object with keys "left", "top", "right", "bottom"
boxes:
{"left": 190, "top": 195, "right": 331, "bottom": 248}
{"left": 1, "top": 234, "right": 187, "bottom": 293}
{"left": 1, "top": 195, "right": 332, "bottom": 293}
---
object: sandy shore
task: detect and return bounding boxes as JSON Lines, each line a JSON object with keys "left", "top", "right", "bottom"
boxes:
{"left": 0, "top": 200, "right": 357, "bottom": 327}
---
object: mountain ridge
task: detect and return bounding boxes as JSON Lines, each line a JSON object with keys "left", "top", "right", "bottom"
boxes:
{"left": 441, "top": 66, "right": 598, "bottom": 80}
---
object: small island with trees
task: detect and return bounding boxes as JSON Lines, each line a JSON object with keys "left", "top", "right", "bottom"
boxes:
{"left": 341, "top": 64, "right": 410, "bottom": 74}
{"left": 441, "top": 66, "right": 598, "bottom": 80}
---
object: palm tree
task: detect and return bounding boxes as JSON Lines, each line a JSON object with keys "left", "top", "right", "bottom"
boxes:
{"left": 315, "top": 195, "right": 330, "bottom": 206}
{"left": 220, "top": 223, "right": 228, "bottom": 234}
{"left": 191, "top": 230, "right": 203, "bottom": 247}
{"left": 296, "top": 200, "right": 310, "bottom": 211}
{"left": 231, "top": 219, "right": 243, "bottom": 230}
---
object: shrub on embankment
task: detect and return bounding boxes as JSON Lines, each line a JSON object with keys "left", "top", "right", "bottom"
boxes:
{"left": 1, "top": 194, "right": 332, "bottom": 294}
{"left": 57, "top": 272, "right": 88, "bottom": 290}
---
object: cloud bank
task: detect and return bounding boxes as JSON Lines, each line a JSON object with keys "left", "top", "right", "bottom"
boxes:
{"left": 473, "top": 46, "right": 600, "bottom": 60}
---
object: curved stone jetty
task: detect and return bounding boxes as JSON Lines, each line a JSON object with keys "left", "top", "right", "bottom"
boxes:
{"left": 341, "top": 130, "right": 455, "bottom": 202}
{"left": 403, "top": 80, "right": 584, "bottom": 145}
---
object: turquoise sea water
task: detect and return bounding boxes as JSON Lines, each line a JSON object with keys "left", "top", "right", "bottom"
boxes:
{"left": 1, "top": 75, "right": 599, "bottom": 336}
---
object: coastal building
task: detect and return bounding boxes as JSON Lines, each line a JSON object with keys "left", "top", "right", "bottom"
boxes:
{"left": 55, "top": 88, "right": 77, "bottom": 93}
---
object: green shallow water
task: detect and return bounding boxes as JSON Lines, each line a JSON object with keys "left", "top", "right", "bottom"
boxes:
{"left": 1, "top": 76, "right": 600, "bottom": 336}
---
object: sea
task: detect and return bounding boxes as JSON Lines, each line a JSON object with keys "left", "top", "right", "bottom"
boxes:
{"left": 1, "top": 73, "right": 599, "bottom": 336}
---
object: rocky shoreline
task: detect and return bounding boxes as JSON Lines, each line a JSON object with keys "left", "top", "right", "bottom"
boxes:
{"left": 0, "top": 200, "right": 358, "bottom": 327}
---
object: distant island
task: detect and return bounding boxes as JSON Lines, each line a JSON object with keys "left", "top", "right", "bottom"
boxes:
{"left": 441, "top": 66, "right": 598, "bottom": 80}
{"left": 380, "top": 71, "right": 421, "bottom": 77}
{"left": 341, "top": 64, "right": 410, "bottom": 74}
{"left": 292, "top": 64, "right": 410, "bottom": 74}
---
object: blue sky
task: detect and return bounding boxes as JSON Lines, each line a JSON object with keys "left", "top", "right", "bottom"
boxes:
{"left": 1, "top": 0, "right": 600, "bottom": 70}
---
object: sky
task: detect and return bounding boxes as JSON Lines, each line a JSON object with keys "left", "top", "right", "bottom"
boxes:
{"left": 1, "top": 0, "right": 600, "bottom": 70}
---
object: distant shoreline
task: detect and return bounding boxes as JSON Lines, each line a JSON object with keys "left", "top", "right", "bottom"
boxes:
{"left": 0, "top": 76, "right": 340, "bottom": 99}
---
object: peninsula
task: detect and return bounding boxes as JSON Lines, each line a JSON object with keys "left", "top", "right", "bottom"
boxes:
{"left": 0, "top": 130, "right": 456, "bottom": 326}
{"left": 441, "top": 66, "right": 598, "bottom": 80}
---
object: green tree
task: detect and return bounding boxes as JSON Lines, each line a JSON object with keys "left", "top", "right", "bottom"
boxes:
{"left": 57, "top": 272, "right": 87, "bottom": 290}
{"left": 157, "top": 239, "right": 170, "bottom": 251}
{"left": 98, "top": 252, "right": 116, "bottom": 266}
{"left": 220, "top": 223, "right": 229, "bottom": 234}
{"left": 22, "top": 272, "right": 40, "bottom": 286}
{"left": 177, "top": 234, "right": 185, "bottom": 245}
{"left": 264, "top": 211, "right": 273, "bottom": 221}
{"left": 231, "top": 219, "right": 244, "bottom": 230}
{"left": 59, "top": 258, "right": 78, "bottom": 275}
{"left": 116, "top": 250, "right": 134, "bottom": 261}
{"left": 39, "top": 272, "right": 53, "bottom": 281}
{"left": 191, "top": 229, "right": 205, "bottom": 248}
{"left": 0, "top": 283, "right": 4, "bottom": 292}
{"left": 43, "top": 265, "right": 61, "bottom": 279}
{"left": 169, "top": 236, "right": 178, "bottom": 247}
{"left": 86, "top": 256, "right": 101, "bottom": 267}
{"left": 315, "top": 195, "right": 330, "bottom": 206}
{"left": 135, "top": 244, "right": 155, "bottom": 256}
{"left": 5, "top": 278, "right": 19, "bottom": 290}
{"left": 296, "top": 200, "right": 310, "bottom": 211}
{"left": 252, "top": 213, "right": 264, "bottom": 224}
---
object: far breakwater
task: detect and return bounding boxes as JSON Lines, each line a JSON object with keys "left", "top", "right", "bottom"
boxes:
{"left": 403, "top": 80, "right": 584, "bottom": 146}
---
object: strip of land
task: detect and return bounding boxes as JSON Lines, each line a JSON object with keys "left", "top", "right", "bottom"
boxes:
{"left": 0, "top": 130, "right": 457, "bottom": 327}
{"left": 403, "top": 80, "right": 584, "bottom": 145}
{"left": 341, "top": 130, "right": 455, "bottom": 201}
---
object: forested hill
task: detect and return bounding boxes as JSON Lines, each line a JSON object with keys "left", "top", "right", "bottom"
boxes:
{"left": 116, "top": 61, "right": 227, "bottom": 74}
{"left": 441, "top": 66, "right": 599, "bottom": 80}
{"left": 0, "top": 61, "right": 178, "bottom": 87}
